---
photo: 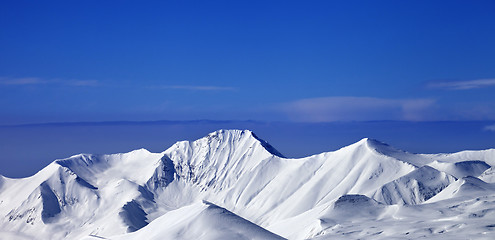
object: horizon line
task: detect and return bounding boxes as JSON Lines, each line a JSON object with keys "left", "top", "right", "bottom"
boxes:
{"left": 2, "top": 119, "right": 494, "bottom": 128}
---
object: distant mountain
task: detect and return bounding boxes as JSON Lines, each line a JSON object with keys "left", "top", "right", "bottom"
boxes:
{"left": 1, "top": 129, "right": 495, "bottom": 239}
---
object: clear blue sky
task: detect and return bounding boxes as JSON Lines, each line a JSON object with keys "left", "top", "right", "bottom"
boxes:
{"left": 1, "top": 0, "right": 495, "bottom": 124}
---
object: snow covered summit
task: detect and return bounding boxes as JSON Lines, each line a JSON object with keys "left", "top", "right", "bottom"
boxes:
{"left": 1, "top": 129, "right": 495, "bottom": 239}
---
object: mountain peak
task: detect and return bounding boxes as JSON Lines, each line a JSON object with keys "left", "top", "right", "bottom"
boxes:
{"left": 356, "top": 137, "right": 387, "bottom": 148}
{"left": 346, "top": 138, "right": 393, "bottom": 153}
{"left": 207, "top": 129, "right": 251, "bottom": 137}
{"left": 363, "top": 138, "right": 393, "bottom": 151}
{"left": 354, "top": 137, "right": 408, "bottom": 157}
{"left": 203, "top": 129, "right": 284, "bottom": 158}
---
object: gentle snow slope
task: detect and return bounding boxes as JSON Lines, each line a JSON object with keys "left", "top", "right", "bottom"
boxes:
{"left": 109, "top": 201, "right": 285, "bottom": 240}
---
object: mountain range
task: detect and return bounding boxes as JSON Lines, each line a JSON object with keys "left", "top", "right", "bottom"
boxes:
{"left": 1, "top": 129, "right": 494, "bottom": 239}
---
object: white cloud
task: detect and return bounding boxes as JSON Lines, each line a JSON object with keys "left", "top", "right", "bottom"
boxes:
{"left": 283, "top": 97, "right": 436, "bottom": 122}
{"left": 69, "top": 80, "right": 99, "bottom": 87}
{"left": 0, "top": 77, "right": 46, "bottom": 85}
{"left": 0, "top": 77, "right": 99, "bottom": 87}
{"left": 484, "top": 124, "right": 495, "bottom": 132}
{"left": 152, "top": 85, "right": 236, "bottom": 91}
{"left": 427, "top": 78, "right": 495, "bottom": 90}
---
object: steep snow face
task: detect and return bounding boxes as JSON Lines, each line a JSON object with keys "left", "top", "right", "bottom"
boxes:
{"left": 163, "top": 130, "right": 280, "bottom": 191}
{"left": 1, "top": 129, "right": 495, "bottom": 240}
{"left": 157, "top": 136, "right": 418, "bottom": 228}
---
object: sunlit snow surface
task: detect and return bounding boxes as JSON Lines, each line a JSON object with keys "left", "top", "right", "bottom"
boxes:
{"left": 1, "top": 129, "right": 495, "bottom": 239}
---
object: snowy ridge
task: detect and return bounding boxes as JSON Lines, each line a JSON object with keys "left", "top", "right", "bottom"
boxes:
{"left": 1, "top": 129, "right": 495, "bottom": 239}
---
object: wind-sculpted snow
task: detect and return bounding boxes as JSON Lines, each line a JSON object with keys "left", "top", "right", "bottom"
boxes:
{"left": 371, "top": 166, "right": 456, "bottom": 205}
{"left": 480, "top": 167, "right": 495, "bottom": 183}
{"left": 0, "top": 129, "right": 494, "bottom": 239}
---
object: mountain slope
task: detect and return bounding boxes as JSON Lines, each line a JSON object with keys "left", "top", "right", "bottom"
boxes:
{"left": 0, "top": 150, "right": 165, "bottom": 239}
{"left": 1, "top": 129, "right": 494, "bottom": 240}
{"left": 108, "top": 201, "right": 285, "bottom": 240}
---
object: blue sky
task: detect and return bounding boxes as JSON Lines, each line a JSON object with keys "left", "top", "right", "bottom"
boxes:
{"left": 1, "top": 0, "right": 495, "bottom": 124}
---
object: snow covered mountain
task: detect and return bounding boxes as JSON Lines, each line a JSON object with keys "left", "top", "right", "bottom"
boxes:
{"left": 1, "top": 129, "right": 494, "bottom": 239}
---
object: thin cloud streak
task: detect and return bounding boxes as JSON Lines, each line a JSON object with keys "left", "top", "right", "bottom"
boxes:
{"left": 69, "top": 80, "right": 99, "bottom": 87}
{"left": 0, "top": 77, "right": 99, "bottom": 87}
{"left": 0, "top": 77, "right": 47, "bottom": 85}
{"left": 283, "top": 97, "right": 436, "bottom": 122}
{"left": 427, "top": 78, "right": 495, "bottom": 90}
{"left": 152, "top": 85, "right": 237, "bottom": 91}
{"left": 484, "top": 124, "right": 495, "bottom": 132}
